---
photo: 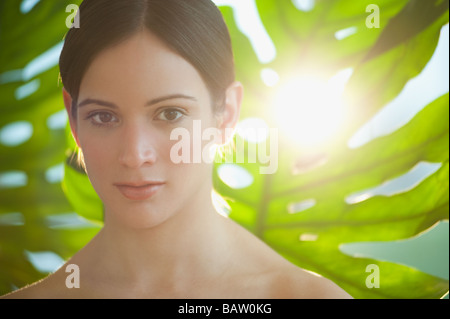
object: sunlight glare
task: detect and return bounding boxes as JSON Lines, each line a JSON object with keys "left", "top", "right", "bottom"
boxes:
{"left": 261, "top": 68, "right": 280, "bottom": 87}
{"left": 273, "top": 69, "right": 352, "bottom": 147}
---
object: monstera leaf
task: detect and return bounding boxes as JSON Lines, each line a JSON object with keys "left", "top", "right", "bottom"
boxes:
{"left": 0, "top": 0, "right": 448, "bottom": 298}
{"left": 212, "top": 0, "right": 449, "bottom": 298}
{"left": 214, "top": 93, "right": 448, "bottom": 298}
{"left": 0, "top": 0, "right": 96, "bottom": 295}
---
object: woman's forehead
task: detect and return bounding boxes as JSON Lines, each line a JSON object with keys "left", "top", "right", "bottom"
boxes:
{"left": 79, "top": 31, "right": 211, "bottom": 104}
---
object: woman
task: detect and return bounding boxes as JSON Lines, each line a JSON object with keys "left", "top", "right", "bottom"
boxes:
{"left": 4, "top": 0, "right": 351, "bottom": 298}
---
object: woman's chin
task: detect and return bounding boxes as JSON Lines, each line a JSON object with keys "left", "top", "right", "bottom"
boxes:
{"left": 104, "top": 205, "right": 174, "bottom": 231}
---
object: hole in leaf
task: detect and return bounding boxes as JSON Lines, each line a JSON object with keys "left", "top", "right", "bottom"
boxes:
{"left": 0, "top": 121, "right": 33, "bottom": 147}
{"left": 339, "top": 221, "right": 449, "bottom": 280}
{"left": 348, "top": 25, "right": 449, "bottom": 149}
{"left": 45, "top": 212, "right": 99, "bottom": 229}
{"left": 23, "top": 41, "right": 64, "bottom": 81}
{"left": 345, "top": 161, "right": 442, "bottom": 204}
{"left": 292, "top": 153, "right": 328, "bottom": 175}
{"left": 0, "top": 171, "right": 28, "bottom": 189}
{"left": 335, "top": 26, "right": 358, "bottom": 40}
{"left": 292, "top": 0, "right": 315, "bottom": 12}
{"left": 47, "top": 109, "right": 68, "bottom": 130}
{"left": 15, "top": 79, "right": 40, "bottom": 100}
{"left": 20, "top": 0, "right": 40, "bottom": 14}
{"left": 261, "top": 68, "right": 280, "bottom": 87}
{"left": 299, "top": 233, "right": 319, "bottom": 242}
{"left": 0, "top": 212, "right": 25, "bottom": 226}
{"left": 288, "top": 199, "right": 317, "bottom": 214}
{"left": 218, "top": 164, "right": 254, "bottom": 189}
{"left": 0, "top": 69, "right": 22, "bottom": 84}
{"left": 211, "top": 190, "right": 231, "bottom": 218}
{"left": 213, "top": 0, "right": 276, "bottom": 63}
{"left": 25, "top": 251, "right": 65, "bottom": 274}
{"left": 236, "top": 118, "right": 270, "bottom": 143}
{"left": 45, "top": 163, "right": 65, "bottom": 184}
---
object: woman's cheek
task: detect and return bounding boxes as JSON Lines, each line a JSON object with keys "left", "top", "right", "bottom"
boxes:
{"left": 80, "top": 138, "right": 113, "bottom": 177}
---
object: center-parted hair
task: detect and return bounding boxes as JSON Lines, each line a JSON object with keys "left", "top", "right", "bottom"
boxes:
{"left": 59, "top": 0, "right": 235, "bottom": 118}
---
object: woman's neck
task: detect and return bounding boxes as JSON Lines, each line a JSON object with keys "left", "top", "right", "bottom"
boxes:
{"left": 77, "top": 194, "right": 234, "bottom": 295}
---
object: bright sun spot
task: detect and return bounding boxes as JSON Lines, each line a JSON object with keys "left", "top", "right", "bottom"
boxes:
{"left": 272, "top": 69, "right": 353, "bottom": 147}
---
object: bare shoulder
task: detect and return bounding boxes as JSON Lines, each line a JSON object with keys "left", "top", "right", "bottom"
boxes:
{"left": 1, "top": 267, "right": 78, "bottom": 299}
{"left": 226, "top": 220, "right": 352, "bottom": 299}
{"left": 1, "top": 277, "right": 53, "bottom": 299}
{"left": 268, "top": 264, "right": 353, "bottom": 299}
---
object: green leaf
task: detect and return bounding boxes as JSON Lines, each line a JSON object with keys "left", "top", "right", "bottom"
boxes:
{"left": 215, "top": 0, "right": 449, "bottom": 296}
{"left": 344, "top": 5, "right": 449, "bottom": 136}
{"left": 62, "top": 161, "right": 103, "bottom": 225}
{"left": 364, "top": 0, "right": 449, "bottom": 62}
{"left": 0, "top": 0, "right": 92, "bottom": 295}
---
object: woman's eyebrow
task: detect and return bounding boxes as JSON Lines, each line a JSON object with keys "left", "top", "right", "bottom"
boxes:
{"left": 78, "top": 99, "right": 117, "bottom": 109}
{"left": 77, "top": 94, "right": 197, "bottom": 109}
{"left": 146, "top": 94, "right": 198, "bottom": 106}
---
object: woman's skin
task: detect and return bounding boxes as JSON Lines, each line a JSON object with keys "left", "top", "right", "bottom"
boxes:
{"left": 3, "top": 31, "right": 351, "bottom": 299}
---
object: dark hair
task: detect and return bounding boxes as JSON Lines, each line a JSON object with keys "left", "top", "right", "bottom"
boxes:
{"left": 59, "top": 0, "right": 235, "bottom": 118}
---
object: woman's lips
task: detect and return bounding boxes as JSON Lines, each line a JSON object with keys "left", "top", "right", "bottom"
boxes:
{"left": 115, "top": 183, "right": 164, "bottom": 201}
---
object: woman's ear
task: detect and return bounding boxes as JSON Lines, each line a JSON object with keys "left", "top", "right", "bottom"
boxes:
{"left": 216, "top": 81, "right": 243, "bottom": 145}
{"left": 62, "top": 88, "right": 81, "bottom": 147}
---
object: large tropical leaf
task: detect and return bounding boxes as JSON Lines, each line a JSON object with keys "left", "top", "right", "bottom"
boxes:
{"left": 212, "top": 0, "right": 449, "bottom": 298}
{"left": 0, "top": 0, "right": 96, "bottom": 295}
{"left": 215, "top": 94, "right": 448, "bottom": 298}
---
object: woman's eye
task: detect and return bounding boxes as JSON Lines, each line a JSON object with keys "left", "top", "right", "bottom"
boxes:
{"left": 88, "top": 112, "right": 119, "bottom": 126}
{"left": 157, "top": 109, "right": 184, "bottom": 122}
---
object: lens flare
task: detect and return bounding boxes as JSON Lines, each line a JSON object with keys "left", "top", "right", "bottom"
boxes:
{"left": 272, "top": 69, "right": 352, "bottom": 148}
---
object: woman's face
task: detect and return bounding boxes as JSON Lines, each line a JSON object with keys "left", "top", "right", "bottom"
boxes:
{"left": 72, "top": 31, "right": 220, "bottom": 229}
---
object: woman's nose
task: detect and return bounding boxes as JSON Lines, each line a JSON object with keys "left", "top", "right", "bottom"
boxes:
{"left": 118, "top": 124, "right": 157, "bottom": 168}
